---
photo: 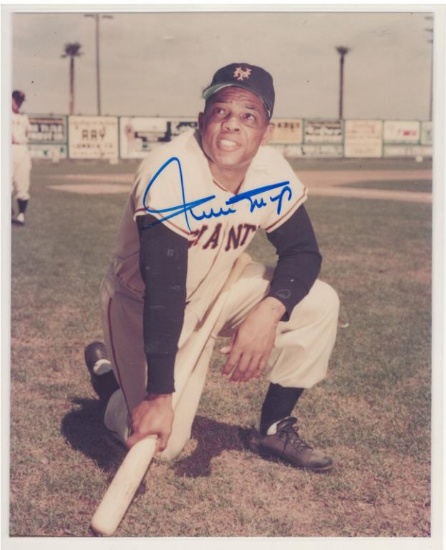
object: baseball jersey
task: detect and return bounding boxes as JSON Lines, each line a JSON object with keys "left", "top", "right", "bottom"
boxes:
{"left": 112, "top": 129, "right": 307, "bottom": 323}
{"left": 12, "top": 112, "right": 31, "bottom": 145}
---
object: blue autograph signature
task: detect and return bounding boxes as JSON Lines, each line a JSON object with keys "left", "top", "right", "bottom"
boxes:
{"left": 142, "top": 156, "right": 293, "bottom": 231}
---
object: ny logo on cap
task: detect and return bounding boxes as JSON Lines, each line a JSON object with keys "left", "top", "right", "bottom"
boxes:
{"left": 233, "top": 67, "right": 252, "bottom": 81}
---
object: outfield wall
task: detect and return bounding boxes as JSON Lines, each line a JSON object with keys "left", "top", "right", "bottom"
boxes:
{"left": 27, "top": 114, "right": 432, "bottom": 161}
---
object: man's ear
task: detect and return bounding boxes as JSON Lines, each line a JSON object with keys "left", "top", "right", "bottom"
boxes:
{"left": 261, "top": 122, "right": 275, "bottom": 145}
{"left": 198, "top": 112, "right": 204, "bottom": 134}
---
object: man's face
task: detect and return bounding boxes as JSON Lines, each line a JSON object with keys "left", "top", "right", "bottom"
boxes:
{"left": 12, "top": 97, "right": 21, "bottom": 113}
{"left": 198, "top": 87, "right": 273, "bottom": 180}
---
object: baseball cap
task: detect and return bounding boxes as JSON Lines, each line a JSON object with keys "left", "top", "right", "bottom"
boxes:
{"left": 203, "top": 63, "right": 275, "bottom": 118}
{"left": 12, "top": 90, "right": 26, "bottom": 103}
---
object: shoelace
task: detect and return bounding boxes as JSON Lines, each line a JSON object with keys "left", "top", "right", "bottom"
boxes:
{"left": 278, "top": 420, "right": 313, "bottom": 451}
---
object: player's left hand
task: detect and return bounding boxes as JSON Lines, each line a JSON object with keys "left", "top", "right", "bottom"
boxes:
{"left": 220, "top": 297, "right": 286, "bottom": 383}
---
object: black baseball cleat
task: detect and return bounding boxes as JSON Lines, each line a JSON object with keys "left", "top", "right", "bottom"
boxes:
{"left": 246, "top": 417, "right": 333, "bottom": 472}
{"left": 84, "top": 341, "right": 119, "bottom": 403}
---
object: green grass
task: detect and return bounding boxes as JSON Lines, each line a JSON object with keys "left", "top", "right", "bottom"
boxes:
{"left": 9, "top": 160, "right": 433, "bottom": 538}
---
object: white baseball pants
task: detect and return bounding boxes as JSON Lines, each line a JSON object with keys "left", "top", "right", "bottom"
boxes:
{"left": 100, "top": 261, "right": 339, "bottom": 460}
{"left": 12, "top": 144, "right": 32, "bottom": 201}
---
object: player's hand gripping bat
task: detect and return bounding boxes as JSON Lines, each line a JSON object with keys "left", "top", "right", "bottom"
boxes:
{"left": 90, "top": 252, "right": 252, "bottom": 536}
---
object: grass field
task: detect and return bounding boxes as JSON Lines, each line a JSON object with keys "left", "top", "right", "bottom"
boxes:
{"left": 8, "top": 158, "right": 434, "bottom": 539}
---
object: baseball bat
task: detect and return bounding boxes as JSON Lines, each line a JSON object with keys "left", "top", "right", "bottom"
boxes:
{"left": 90, "top": 252, "right": 252, "bottom": 536}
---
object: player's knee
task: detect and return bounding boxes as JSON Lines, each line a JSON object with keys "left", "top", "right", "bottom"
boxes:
{"left": 15, "top": 192, "right": 30, "bottom": 201}
{"left": 306, "top": 280, "right": 340, "bottom": 322}
{"left": 321, "top": 282, "right": 340, "bottom": 318}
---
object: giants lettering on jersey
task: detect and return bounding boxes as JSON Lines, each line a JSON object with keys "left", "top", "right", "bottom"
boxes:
{"left": 189, "top": 223, "right": 257, "bottom": 251}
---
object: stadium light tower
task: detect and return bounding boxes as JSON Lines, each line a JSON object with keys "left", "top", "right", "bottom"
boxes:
{"left": 61, "top": 42, "right": 83, "bottom": 115}
{"left": 336, "top": 46, "right": 350, "bottom": 120}
{"left": 85, "top": 13, "right": 114, "bottom": 115}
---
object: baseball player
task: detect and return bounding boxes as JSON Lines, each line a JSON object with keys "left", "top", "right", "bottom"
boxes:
{"left": 85, "top": 63, "right": 340, "bottom": 472}
{"left": 12, "top": 90, "right": 32, "bottom": 226}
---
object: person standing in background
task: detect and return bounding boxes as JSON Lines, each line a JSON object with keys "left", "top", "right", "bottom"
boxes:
{"left": 12, "top": 90, "right": 32, "bottom": 226}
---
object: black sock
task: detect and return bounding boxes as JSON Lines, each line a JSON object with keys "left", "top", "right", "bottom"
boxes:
{"left": 260, "top": 383, "right": 304, "bottom": 435}
{"left": 18, "top": 199, "right": 28, "bottom": 214}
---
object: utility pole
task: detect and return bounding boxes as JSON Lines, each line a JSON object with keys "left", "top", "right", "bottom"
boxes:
{"left": 85, "top": 13, "right": 113, "bottom": 115}
{"left": 336, "top": 46, "right": 350, "bottom": 120}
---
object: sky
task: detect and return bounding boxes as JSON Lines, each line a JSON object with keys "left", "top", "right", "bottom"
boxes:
{"left": 3, "top": 7, "right": 443, "bottom": 122}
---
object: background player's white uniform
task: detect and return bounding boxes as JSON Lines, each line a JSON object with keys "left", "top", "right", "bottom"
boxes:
{"left": 100, "top": 129, "right": 339, "bottom": 459}
{"left": 12, "top": 111, "right": 32, "bottom": 201}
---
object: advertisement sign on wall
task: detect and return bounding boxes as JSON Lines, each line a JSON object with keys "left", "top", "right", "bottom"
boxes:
{"left": 383, "top": 145, "right": 433, "bottom": 158}
{"left": 275, "top": 144, "right": 343, "bottom": 158}
{"left": 344, "top": 120, "right": 383, "bottom": 158}
{"left": 68, "top": 116, "right": 119, "bottom": 160}
{"left": 29, "top": 115, "right": 67, "bottom": 144}
{"left": 420, "top": 121, "right": 433, "bottom": 145}
{"left": 120, "top": 117, "right": 170, "bottom": 159}
{"left": 29, "top": 144, "right": 67, "bottom": 160}
{"left": 169, "top": 119, "right": 199, "bottom": 137}
{"left": 304, "top": 120, "right": 343, "bottom": 144}
{"left": 25, "top": 112, "right": 433, "bottom": 160}
{"left": 383, "top": 121, "right": 420, "bottom": 144}
{"left": 270, "top": 119, "right": 303, "bottom": 144}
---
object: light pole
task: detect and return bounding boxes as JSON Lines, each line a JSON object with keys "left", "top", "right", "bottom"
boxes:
{"left": 336, "top": 46, "right": 350, "bottom": 120}
{"left": 425, "top": 17, "right": 433, "bottom": 121}
{"left": 85, "top": 13, "right": 113, "bottom": 115}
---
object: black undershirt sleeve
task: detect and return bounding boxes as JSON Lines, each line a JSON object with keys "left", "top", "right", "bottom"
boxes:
{"left": 266, "top": 205, "right": 322, "bottom": 321}
{"left": 137, "top": 214, "right": 188, "bottom": 395}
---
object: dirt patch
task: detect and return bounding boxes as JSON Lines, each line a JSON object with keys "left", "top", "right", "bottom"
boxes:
{"left": 299, "top": 168, "right": 433, "bottom": 203}
{"left": 46, "top": 173, "right": 133, "bottom": 183}
{"left": 47, "top": 183, "right": 131, "bottom": 195}
{"left": 46, "top": 168, "right": 433, "bottom": 202}
{"left": 298, "top": 169, "right": 433, "bottom": 188}
{"left": 308, "top": 186, "right": 432, "bottom": 203}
